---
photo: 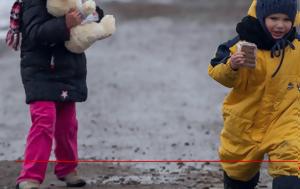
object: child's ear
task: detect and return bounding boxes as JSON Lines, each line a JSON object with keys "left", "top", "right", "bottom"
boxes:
{"left": 248, "top": 0, "right": 257, "bottom": 18}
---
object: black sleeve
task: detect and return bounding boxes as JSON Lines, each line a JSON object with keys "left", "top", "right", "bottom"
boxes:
{"left": 95, "top": 6, "right": 104, "bottom": 23}
{"left": 210, "top": 36, "right": 240, "bottom": 67}
{"left": 22, "top": 1, "right": 70, "bottom": 46}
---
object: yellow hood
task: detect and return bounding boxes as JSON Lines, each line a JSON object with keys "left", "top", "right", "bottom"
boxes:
{"left": 248, "top": 0, "right": 300, "bottom": 26}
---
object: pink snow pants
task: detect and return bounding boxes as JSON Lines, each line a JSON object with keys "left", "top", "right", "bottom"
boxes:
{"left": 17, "top": 101, "right": 78, "bottom": 184}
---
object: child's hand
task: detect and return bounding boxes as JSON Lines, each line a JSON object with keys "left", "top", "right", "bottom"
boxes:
{"left": 66, "top": 9, "right": 82, "bottom": 29}
{"left": 230, "top": 52, "right": 255, "bottom": 70}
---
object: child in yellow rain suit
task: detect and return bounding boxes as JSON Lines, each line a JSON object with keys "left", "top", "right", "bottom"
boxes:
{"left": 208, "top": 0, "right": 300, "bottom": 188}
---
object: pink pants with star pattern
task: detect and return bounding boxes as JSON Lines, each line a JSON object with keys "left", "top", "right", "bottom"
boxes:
{"left": 17, "top": 101, "right": 78, "bottom": 184}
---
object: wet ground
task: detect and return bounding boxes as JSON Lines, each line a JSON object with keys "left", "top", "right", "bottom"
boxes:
{"left": 0, "top": 0, "right": 273, "bottom": 188}
{"left": 0, "top": 161, "right": 272, "bottom": 189}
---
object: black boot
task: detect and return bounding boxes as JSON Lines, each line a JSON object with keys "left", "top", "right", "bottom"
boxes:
{"left": 272, "top": 176, "right": 300, "bottom": 189}
{"left": 224, "top": 171, "right": 259, "bottom": 189}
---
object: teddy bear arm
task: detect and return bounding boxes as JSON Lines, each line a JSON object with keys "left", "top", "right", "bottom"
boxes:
{"left": 65, "top": 15, "right": 116, "bottom": 53}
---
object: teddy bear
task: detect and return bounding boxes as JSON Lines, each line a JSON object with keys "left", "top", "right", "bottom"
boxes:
{"left": 46, "top": 0, "right": 116, "bottom": 53}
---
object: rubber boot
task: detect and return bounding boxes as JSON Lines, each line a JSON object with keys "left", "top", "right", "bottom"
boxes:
{"left": 272, "top": 176, "right": 300, "bottom": 189}
{"left": 224, "top": 171, "right": 259, "bottom": 189}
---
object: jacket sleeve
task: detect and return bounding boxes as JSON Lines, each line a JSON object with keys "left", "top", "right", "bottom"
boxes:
{"left": 22, "top": 1, "right": 70, "bottom": 46}
{"left": 208, "top": 37, "right": 241, "bottom": 88}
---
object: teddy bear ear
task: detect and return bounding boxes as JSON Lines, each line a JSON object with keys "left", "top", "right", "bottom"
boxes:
{"left": 247, "top": 0, "right": 257, "bottom": 18}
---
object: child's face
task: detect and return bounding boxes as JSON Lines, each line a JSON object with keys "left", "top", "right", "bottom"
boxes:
{"left": 265, "top": 13, "right": 293, "bottom": 39}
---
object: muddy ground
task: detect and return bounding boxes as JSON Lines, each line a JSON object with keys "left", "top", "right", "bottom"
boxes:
{"left": 0, "top": 161, "right": 272, "bottom": 189}
{"left": 0, "top": 0, "right": 274, "bottom": 188}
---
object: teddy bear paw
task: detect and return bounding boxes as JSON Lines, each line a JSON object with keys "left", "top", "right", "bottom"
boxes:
{"left": 82, "top": 0, "right": 96, "bottom": 15}
{"left": 101, "top": 15, "right": 116, "bottom": 36}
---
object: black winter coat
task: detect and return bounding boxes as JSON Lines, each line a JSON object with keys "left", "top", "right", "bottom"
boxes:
{"left": 20, "top": 0, "right": 102, "bottom": 104}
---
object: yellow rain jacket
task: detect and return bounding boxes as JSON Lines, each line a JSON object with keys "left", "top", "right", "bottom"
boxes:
{"left": 208, "top": 0, "right": 300, "bottom": 181}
